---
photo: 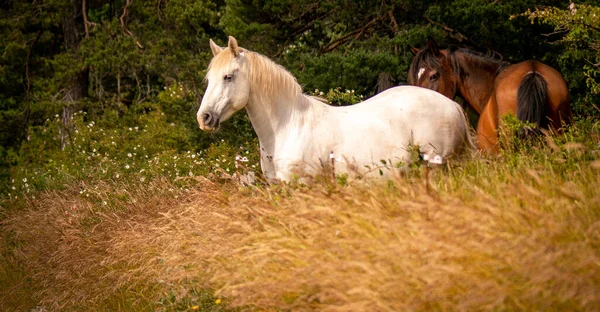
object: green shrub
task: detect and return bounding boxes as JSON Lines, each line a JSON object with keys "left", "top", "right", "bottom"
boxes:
{"left": 2, "top": 101, "right": 261, "bottom": 202}
{"left": 523, "top": 3, "right": 600, "bottom": 117}
{"left": 311, "top": 87, "right": 364, "bottom": 106}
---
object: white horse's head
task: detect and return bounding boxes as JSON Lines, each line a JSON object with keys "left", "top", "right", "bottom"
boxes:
{"left": 197, "top": 36, "right": 250, "bottom": 132}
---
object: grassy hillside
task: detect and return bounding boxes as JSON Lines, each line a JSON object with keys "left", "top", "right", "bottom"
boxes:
{"left": 1, "top": 117, "right": 599, "bottom": 311}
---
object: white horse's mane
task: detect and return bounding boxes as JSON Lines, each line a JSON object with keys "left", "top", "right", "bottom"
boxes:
{"left": 206, "top": 48, "right": 302, "bottom": 103}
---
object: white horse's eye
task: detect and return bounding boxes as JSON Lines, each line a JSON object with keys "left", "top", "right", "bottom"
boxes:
{"left": 224, "top": 74, "right": 233, "bottom": 81}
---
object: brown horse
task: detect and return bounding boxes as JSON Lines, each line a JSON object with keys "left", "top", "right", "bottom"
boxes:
{"left": 409, "top": 39, "right": 572, "bottom": 154}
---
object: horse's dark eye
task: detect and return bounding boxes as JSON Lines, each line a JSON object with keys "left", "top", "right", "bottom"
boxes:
{"left": 429, "top": 72, "right": 440, "bottom": 81}
{"left": 224, "top": 74, "right": 233, "bottom": 81}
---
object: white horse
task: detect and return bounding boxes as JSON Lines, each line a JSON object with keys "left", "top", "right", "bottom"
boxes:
{"left": 198, "top": 36, "right": 473, "bottom": 182}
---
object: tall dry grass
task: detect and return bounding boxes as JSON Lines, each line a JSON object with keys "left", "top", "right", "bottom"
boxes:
{"left": 2, "top": 154, "right": 599, "bottom": 311}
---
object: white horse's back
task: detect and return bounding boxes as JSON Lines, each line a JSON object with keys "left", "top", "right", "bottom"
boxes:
{"left": 324, "top": 86, "right": 472, "bottom": 170}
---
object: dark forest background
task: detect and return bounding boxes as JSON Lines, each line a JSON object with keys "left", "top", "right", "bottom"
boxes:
{"left": 1, "top": 0, "right": 599, "bottom": 191}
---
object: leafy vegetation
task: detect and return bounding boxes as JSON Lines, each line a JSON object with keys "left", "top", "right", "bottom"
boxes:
{"left": 524, "top": 3, "right": 600, "bottom": 115}
{"left": 1, "top": 0, "right": 600, "bottom": 310}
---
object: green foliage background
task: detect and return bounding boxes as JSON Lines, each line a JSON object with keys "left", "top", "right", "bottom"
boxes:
{"left": 1, "top": 0, "right": 599, "bottom": 195}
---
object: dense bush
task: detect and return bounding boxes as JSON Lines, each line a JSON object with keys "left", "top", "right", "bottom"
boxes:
{"left": 524, "top": 3, "right": 600, "bottom": 116}
{"left": 1, "top": 0, "right": 599, "bottom": 197}
{"left": 2, "top": 102, "right": 260, "bottom": 201}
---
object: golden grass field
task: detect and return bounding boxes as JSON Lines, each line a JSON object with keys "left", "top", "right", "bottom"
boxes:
{"left": 2, "top": 134, "right": 600, "bottom": 311}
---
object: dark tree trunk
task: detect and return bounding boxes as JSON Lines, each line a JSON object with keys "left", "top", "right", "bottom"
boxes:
{"left": 60, "top": 0, "right": 89, "bottom": 150}
{"left": 376, "top": 72, "right": 395, "bottom": 94}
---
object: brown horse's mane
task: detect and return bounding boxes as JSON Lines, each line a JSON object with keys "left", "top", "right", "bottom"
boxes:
{"left": 408, "top": 44, "right": 509, "bottom": 85}
{"left": 452, "top": 47, "right": 510, "bottom": 76}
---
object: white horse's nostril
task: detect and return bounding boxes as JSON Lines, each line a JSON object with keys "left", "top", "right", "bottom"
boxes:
{"left": 202, "top": 112, "right": 212, "bottom": 124}
{"left": 199, "top": 112, "right": 220, "bottom": 130}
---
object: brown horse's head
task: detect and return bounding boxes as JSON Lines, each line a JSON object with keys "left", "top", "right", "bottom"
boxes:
{"left": 408, "top": 38, "right": 459, "bottom": 99}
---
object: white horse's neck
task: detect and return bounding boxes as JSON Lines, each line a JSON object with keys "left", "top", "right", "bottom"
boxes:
{"left": 245, "top": 91, "right": 321, "bottom": 155}
{"left": 241, "top": 53, "right": 327, "bottom": 157}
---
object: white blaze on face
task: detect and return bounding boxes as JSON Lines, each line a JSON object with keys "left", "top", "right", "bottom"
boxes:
{"left": 417, "top": 67, "right": 426, "bottom": 80}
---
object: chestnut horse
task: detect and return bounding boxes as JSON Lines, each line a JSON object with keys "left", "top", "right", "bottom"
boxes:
{"left": 409, "top": 39, "right": 572, "bottom": 153}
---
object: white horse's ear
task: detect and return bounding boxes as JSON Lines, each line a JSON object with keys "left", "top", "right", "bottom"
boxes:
{"left": 228, "top": 36, "right": 239, "bottom": 57}
{"left": 209, "top": 39, "right": 223, "bottom": 56}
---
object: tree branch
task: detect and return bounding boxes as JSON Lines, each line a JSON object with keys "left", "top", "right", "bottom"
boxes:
{"left": 321, "top": 16, "right": 383, "bottom": 53}
{"left": 119, "top": 0, "right": 144, "bottom": 49}
{"left": 157, "top": 0, "right": 164, "bottom": 22}
{"left": 120, "top": 0, "right": 132, "bottom": 32}
{"left": 25, "top": 30, "right": 43, "bottom": 102}
{"left": 541, "top": 29, "right": 569, "bottom": 37}
{"left": 24, "top": 29, "right": 44, "bottom": 121}
{"left": 388, "top": 10, "right": 399, "bottom": 33}
{"left": 273, "top": 10, "right": 335, "bottom": 58}
{"left": 582, "top": 21, "right": 600, "bottom": 33}
{"left": 82, "top": 0, "right": 89, "bottom": 37}
{"left": 423, "top": 16, "right": 470, "bottom": 43}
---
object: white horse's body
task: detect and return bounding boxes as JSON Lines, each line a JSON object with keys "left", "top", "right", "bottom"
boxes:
{"left": 198, "top": 37, "right": 472, "bottom": 182}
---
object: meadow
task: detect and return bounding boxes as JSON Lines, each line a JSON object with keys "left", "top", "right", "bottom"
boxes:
{"left": 2, "top": 1, "right": 600, "bottom": 310}
{"left": 1, "top": 101, "right": 599, "bottom": 311}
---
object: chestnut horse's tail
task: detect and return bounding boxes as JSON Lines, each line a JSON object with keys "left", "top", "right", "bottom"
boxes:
{"left": 517, "top": 71, "right": 548, "bottom": 129}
